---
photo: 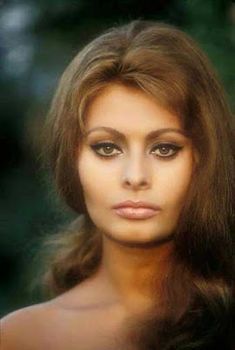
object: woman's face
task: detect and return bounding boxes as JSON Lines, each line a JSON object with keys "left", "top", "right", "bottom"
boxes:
{"left": 78, "top": 84, "right": 196, "bottom": 247}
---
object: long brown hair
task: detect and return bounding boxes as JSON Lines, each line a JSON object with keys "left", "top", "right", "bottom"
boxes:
{"left": 41, "top": 20, "right": 235, "bottom": 349}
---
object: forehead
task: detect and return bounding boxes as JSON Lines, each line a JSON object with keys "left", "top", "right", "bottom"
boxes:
{"left": 84, "top": 84, "right": 183, "bottom": 136}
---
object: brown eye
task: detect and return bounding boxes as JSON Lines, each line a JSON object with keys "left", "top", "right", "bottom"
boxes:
{"left": 90, "top": 142, "right": 183, "bottom": 159}
{"left": 90, "top": 142, "right": 121, "bottom": 157}
{"left": 152, "top": 143, "right": 183, "bottom": 158}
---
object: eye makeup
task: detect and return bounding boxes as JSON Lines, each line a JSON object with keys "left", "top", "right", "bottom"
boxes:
{"left": 89, "top": 141, "right": 184, "bottom": 160}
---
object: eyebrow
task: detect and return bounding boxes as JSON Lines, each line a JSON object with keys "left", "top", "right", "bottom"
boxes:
{"left": 83, "top": 126, "right": 189, "bottom": 141}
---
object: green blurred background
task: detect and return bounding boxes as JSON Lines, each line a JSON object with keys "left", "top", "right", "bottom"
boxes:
{"left": 0, "top": 0, "right": 234, "bottom": 317}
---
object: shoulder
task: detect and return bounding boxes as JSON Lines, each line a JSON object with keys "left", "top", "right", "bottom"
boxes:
{"left": 0, "top": 289, "right": 90, "bottom": 350}
{"left": 0, "top": 302, "right": 54, "bottom": 350}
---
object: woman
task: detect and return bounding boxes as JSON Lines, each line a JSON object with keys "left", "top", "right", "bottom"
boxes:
{"left": 1, "top": 20, "right": 234, "bottom": 350}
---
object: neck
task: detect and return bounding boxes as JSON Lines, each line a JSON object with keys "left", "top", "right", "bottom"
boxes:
{"left": 96, "top": 235, "right": 174, "bottom": 314}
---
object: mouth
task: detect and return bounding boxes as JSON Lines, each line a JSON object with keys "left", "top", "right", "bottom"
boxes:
{"left": 112, "top": 200, "right": 161, "bottom": 210}
{"left": 113, "top": 207, "right": 160, "bottom": 220}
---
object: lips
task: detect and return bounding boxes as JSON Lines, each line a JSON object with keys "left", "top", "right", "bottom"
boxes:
{"left": 112, "top": 200, "right": 161, "bottom": 210}
{"left": 112, "top": 201, "right": 161, "bottom": 220}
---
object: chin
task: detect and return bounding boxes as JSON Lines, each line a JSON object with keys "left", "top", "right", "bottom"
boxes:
{"left": 103, "top": 229, "right": 174, "bottom": 248}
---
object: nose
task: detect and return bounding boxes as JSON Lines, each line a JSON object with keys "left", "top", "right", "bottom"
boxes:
{"left": 122, "top": 153, "right": 151, "bottom": 190}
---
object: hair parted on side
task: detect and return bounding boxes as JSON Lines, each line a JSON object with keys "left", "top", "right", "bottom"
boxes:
{"left": 41, "top": 19, "right": 235, "bottom": 349}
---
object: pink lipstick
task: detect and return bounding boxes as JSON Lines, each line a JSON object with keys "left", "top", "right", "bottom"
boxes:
{"left": 112, "top": 200, "right": 161, "bottom": 220}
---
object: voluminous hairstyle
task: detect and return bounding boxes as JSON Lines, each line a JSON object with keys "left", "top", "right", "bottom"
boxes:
{"left": 42, "top": 20, "right": 235, "bottom": 350}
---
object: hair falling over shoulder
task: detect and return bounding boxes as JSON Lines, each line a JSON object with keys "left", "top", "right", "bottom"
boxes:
{"left": 41, "top": 20, "right": 235, "bottom": 349}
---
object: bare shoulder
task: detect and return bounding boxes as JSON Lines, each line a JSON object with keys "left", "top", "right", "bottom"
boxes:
{"left": 0, "top": 280, "right": 125, "bottom": 350}
{"left": 0, "top": 283, "right": 99, "bottom": 350}
{"left": 0, "top": 302, "right": 53, "bottom": 350}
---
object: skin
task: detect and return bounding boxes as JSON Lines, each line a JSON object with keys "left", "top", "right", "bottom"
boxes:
{"left": 0, "top": 83, "right": 197, "bottom": 350}
{"left": 77, "top": 83, "right": 197, "bottom": 314}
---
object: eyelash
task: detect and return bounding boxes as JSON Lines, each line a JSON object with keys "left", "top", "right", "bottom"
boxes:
{"left": 90, "top": 142, "right": 183, "bottom": 160}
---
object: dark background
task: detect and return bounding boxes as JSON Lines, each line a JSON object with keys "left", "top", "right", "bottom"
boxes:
{"left": 0, "top": 0, "right": 234, "bottom": 317}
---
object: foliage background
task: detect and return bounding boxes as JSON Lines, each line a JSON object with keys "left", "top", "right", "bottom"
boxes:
{"left": 0, "top": 0, "right": 234, "bottom": 317}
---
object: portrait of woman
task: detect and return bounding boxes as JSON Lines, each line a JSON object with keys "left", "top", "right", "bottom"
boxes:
{"left": 1, "top": 19, "right": 234, "bottom": 350}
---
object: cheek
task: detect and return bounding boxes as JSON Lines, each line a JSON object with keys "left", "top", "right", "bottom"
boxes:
{"left": 77, "top": 152, "right": 112, "bottom": 205}
{"left": 158, "top": 156, "right": 193, "bottom": 207}
{"left": 77, "top": 151, "right": 89, "bottom": 188}
{"left": 78, "top": 156, "right": 95, "bottom": 201}
{"left": 78, "top": 142, "right": 120, "bottom": 181}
